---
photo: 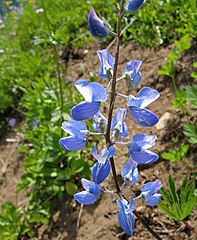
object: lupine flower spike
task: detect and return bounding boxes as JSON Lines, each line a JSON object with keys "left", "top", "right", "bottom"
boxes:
{"left": 60, "top": 1, "right": 163, "bottom": 238}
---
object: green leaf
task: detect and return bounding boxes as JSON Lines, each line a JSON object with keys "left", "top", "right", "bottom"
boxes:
{"left": 186, "top": 86, "right": 197, "bottom": 108}
{"left": 169, "top": 176, "right": 179, "bottom": 204}
{"left": 157, "top": 202, "right": 178, "bottom": 220}
{"left": 183, "top": 123, "right": 197, "bottom": 144}
{"left": 180, "top": 176, "right": 188, "bottom": 206}
{"left": 66, "top": 182, "right": 78, "bottom": 196}
{"left": 160, "top": 187, "right": 173, "bottom": 206}
{"left": 181, "top": 197, "right": 197, "bottom": 220}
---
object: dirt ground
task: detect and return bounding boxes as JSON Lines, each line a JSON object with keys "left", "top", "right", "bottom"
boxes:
{"left": 0, "top": 40, "right": 196, "bottom": 240}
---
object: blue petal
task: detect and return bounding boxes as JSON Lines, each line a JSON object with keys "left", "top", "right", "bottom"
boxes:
{"left": 75, "top": 80, "right": 106, "bottom": 102}
{"left": 81, "top": 178, "right": 100, "bottom": 197}
{"left": 125, "top": 0, "right": 145, "bottom": 14}
{"left": 61, "top": 120, "right": 87, "bottom": 139}
{"left": 74, "top": 191, "right": 98, "bottom": 205}
{"left": 111, "top": 108, "right": 127, "bottom": 130}
{"left": 146, "top": 194, "right": 162, "bottom": 206}
{"left": 123, "top": 60, "right": 142, "bottom": 75}
{"left": 74, "top": 80, "right": 92, "bottom": 102}
{"left": 59, "top": 137, "right": 86, "bottom": 150}
{"left": 141, "top": 180, "right": 162, "bottom": 193}
{"left": 121, "top": 159, "right": 139, "bottom": 185}
{"left": 129, "top": 107, "right": 159, "bottom": 126}
{"left": 88, "top": 8, "right": 108, "bottom": 38}
{"left": 127, "top": 95, "right": 143, "bottom": 108}
{"left": 92, "top": 161, "right": 110, "bottom": 184}
{"left": 97, "top": 49, "right": 115, "bottom": 79}
{"left": 71, "top": 101, "right": 100, "bottom": 121}
{"left": 137, "top": 87, "right": 160, "bottom": 108}
{"left": 89, "top": 82, "right": 107, "bottom": 102}
{"left": 62, "top": 120, "right": 87, "bottom": 131}
{"left": 118, "top": 210, "right": 134, "bottom": 236}
{"left": 131, "top": 150, "right": 159, "bottom": 164}
{"left": 132, "top": 134, "right": 157, "bottom": 149}
{"left": 129, "top": 196, "right": 136, "bottom": 211}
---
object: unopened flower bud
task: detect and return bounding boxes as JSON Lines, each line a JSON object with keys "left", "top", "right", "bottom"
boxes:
{"left": 125, "top": 0, "right": 145, "bottom": 14}
{"left": 88, "top": 8, "right": 109, "bottom": 38}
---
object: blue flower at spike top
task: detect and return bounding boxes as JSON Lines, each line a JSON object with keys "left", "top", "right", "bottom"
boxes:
{"left": 125, "top": 0, "right": 145, "bottom": 14}
{"left": 93, "top": 111, "right": 107, "bottom": 133}
{"left": 122, "top": 60, "right": 142, "bottom": 90}
{"left": 121, "top": 158, "right": 139, "bottom": 186}
{"left": 92, "top": 145, "right": 116, "bottom": 184}
{"left": 59, "top": 120, "right": 88, "bottom": 150}
{"left": 97, "top": 49, "right": 115, "bottom": 81}
{"left": 88, "top": 8, "right": 109, "bottom": 38}
{"left": 74, "top": 178, "right": 100, "bottom": 205}
{"left": 116, "top": 197, "right": 136, "bottom": 236}
{"left": 111, "top": 108, "right": 128, "bottom": 140}
{"left": 127, "top": 86, "right": 160, "bottom": 126}
{"left": 141, "top": 180, "right": 162, "bottom": 206}
{"left": 128, "top": 134, "right": 159, "bottom": 164}
{"left": 71, "top": 80, "right": 107, "bottom": 121}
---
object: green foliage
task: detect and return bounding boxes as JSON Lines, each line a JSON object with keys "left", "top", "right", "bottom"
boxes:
{"left": 158, "top": 34, "right": 191, "bottom": 91}
{"left": 183, "top": 123, "right": 197, "bottom": 144}
{"left": 162, "top": 144, "right": 189, "bottom": 162}
{"left": 186, "top": 86, "right": 197, "bottom": 109}
{"left": 0, "top": 203, "right": 32, "bottom": 239}
{"left": 124, "top": 0, "right": 197, "bottom": 47}
{"left": 158, "top": 176, "right": 197, "bottom": 221}
{"left": 172, "top": 89, "right": 186, "bottom": 110}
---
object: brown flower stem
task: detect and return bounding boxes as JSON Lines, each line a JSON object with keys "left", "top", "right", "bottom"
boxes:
{"left": 133, "top": 210, "right": 162, "bottom": 240}
{"left": 105, "top": 0, "right": 125, "bottom": 197}
{"left": 104, "top": 1, "right": 163, "bottom": 239}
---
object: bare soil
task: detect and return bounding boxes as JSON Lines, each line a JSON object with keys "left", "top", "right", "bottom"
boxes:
{"left": 0, "top": 40, "right": 196, "bottom": 240}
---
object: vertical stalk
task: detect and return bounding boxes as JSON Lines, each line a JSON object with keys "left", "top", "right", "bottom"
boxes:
{"left": 104, "top": 2, "right": 162, "bottom": 239}
{"left": 105, "top": 0, "right": 125, "bottom": 196}
{"left": 41, "top": 0, "right": 64, "bottom": 129}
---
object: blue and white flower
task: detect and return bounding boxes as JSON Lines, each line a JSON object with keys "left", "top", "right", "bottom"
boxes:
{"left": 97, "top": 49, "right": 115, "bottom": 81}
{"left": 128, "top": 134, "right": 159, "bottom": 164}
{"left": 59, "top": 120, "right": 88, "bottom": 150}
{"left": 111, "top": 108, "right": 128, "bottom": 140}
{"left": 71, "top": 80, "right": 107, "bottom": 121}
{"left": 121, "top": 158, "right": 139, "bottom": 185}
{"left": 122, "top": 60, "right": 142, "bottom": 90}
{"left": 141, "top": 180, "right": 162, "bottom": 206}
{"left": 74, "top": 178, "right": 101, "bottom": 205}
{"left": 116, "top": 197, "right": 136, "bottom": 236}
{"left": 92, "top": 145, "right": 116, "bottom": 184}
{"left": 128, "top": 87, "right": 160, "bottom": 126}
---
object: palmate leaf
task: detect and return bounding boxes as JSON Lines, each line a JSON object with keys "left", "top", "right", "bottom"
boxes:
{"left": 157, "top": 201, "right": 178, "bottom": 220}
{"left": 183, "top": 123, "right": 197, "bottom": 144}
{"left": 159, "top": 176, "right": 197, "bottom": 221}
{"left": 186, "top": 86, "right": 197, "bottom": 108}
